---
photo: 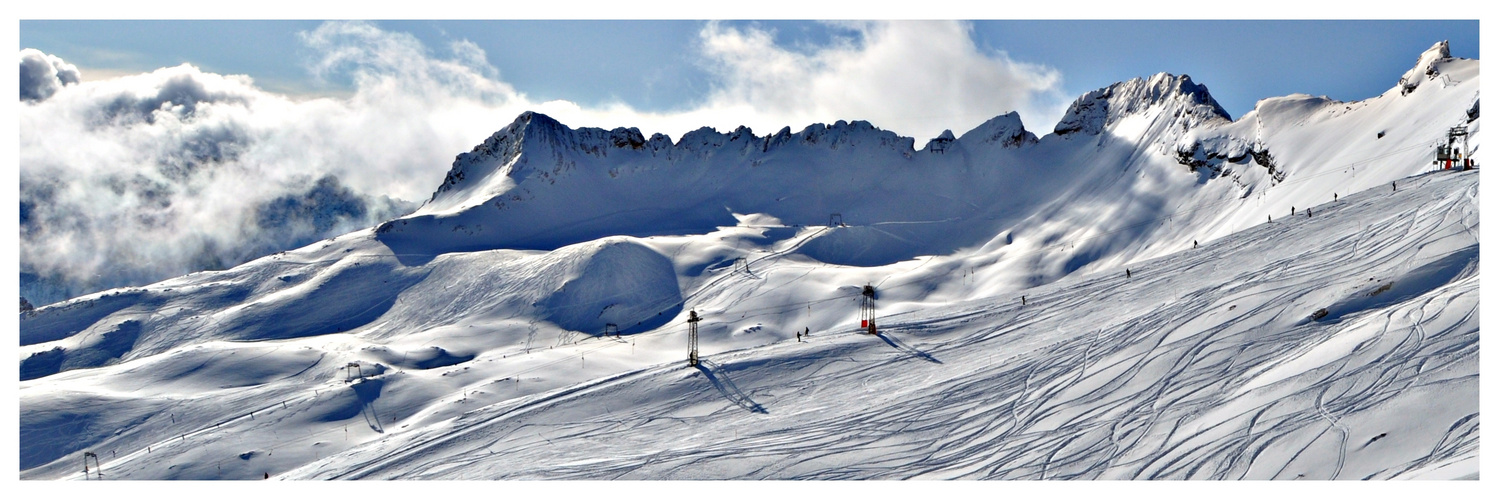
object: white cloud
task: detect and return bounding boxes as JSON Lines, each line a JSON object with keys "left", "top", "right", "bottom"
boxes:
{"left": 19, "top": 48, "right": 81, "bottom": 102}
{"left": 481, "top": 21, "right": 1071, "bottom": 144}
{"left": 18, "top": 20, "right": 1070, "bottom": 303}
{"left": 688, "top": 21, "right": 1068, "bottom": 140}
{"left": 16, "top": 21, "right": 528, "bottom": 301}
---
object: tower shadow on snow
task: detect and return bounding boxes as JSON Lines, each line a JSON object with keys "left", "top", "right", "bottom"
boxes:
{"left": 694, "top": 360, "right": 767, "bottom": 414}
{"left": 875, "top": 330, "right": 941, "bottom": 364}
{"left": 351, "top": 378, "right": 386, "bottom": 433}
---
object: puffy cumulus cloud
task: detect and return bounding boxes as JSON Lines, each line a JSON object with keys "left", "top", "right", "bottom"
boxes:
{"left": 19, "top": 20, "right": 1071, "bottom": 305}
{"left": 20, "top": 48, "right": 81, "bottom": 102}
{"left": 689, "top": 21, "right": 1069, "bottom": 141}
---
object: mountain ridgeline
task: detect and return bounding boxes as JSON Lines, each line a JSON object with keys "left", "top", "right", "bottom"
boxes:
{"left": 377, "top": 108, "right": 1041, "bottom": 266}
{"left": 378, "top": 42, "right": 1475, "bottom": 275}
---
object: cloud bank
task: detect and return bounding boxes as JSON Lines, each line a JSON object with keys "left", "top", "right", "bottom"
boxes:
{"left": 18, "top": 21, "right": 1066, "bottom": 305}
{"left": 692, "top": 21, "right": 1066, "bottom": 141}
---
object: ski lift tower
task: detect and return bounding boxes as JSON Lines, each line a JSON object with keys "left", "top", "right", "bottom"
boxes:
{"left": 1437, "top": 126, "right": 1472, "bottom": 170}
{"left": 686, "top": 310, "right": 701, "bottom": 367}
{"left": 860, "top": 284, "right": 877, "bottom": 335}
{"left": 343, "top": 362, "right": 363, "bottom": 383}
{"left": 82, "top": 451, "right": 101, "bottom": 480}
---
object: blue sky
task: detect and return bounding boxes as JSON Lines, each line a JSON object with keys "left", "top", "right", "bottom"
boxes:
{"left": 20, "top": 19, "right": 1479, "bottom": 129}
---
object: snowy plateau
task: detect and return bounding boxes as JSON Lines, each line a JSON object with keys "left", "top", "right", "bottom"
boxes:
{"left": 19, "top": 42, "right": 1481, "bottom": 480}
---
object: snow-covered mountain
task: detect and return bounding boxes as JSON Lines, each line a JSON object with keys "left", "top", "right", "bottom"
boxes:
{"left": 19, "top": 42, "right": 1479, "bottom": 480}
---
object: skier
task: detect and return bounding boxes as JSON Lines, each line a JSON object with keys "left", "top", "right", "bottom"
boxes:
{"left": 1334, "top": 193, "right": 1338, "bottom": 202}
{"left": 1193, "top": 240, "right": 1198, "bottom": 249}
{"left": 1126, "top": 268, "right": 1132, "bottom": 279}
{"left": 1021, "top": 295, "right": 1026, "bottom": 305}
{"left": 1292, "top": 206, "right": 1295, "bottom": 215}
{"left": 797, "top": 331, "right": 802, "bottom": 342}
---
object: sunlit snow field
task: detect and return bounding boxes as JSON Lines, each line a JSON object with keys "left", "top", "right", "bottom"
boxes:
{"left": 19, "top": 43, "right": 1480, "bottom": 481}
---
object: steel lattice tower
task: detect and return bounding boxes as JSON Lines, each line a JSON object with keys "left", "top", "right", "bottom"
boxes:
{"left": 687, "top": 310, "right": 701, "bottom": 367}
{"left": 83, "top": 451, "right": 101, "bottom": 480}
{"left": 861, "top": 284, "right": 877, "bottom": 335}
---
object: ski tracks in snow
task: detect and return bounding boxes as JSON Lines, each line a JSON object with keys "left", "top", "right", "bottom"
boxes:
{"left": 265, "top": 172, "right": 1480, "bottom": 480}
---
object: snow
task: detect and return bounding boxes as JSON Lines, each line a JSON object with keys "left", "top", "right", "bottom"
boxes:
{"left": 281, "top": 171, "right": 1476, "bottom": 479}
{"left": 1053, "top": 73, "right": 1229, "bottom": 141}
{"left": 1399, "top": 40, "right": 1452, "bottom": 95}
{"left": 17, "top": 45, "right": 1481, "bottom": 482}
{"left": 958, "top": 111, "right": 1038, "bottom": 148}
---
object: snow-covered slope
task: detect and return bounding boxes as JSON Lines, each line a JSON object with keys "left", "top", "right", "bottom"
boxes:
{"left": 18, "top": 42, "right": 1479, "bottom": 480}
{"left": 21, "top": 169, "right": 1478, "bottom": 480}
{"left": 289, "top": 171, "right": 1478, "bottom": 480}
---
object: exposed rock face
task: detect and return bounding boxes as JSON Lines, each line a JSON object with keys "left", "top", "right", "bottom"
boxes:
{"left": 1399, "top": 40, "right": 1451, "bottom": 95}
